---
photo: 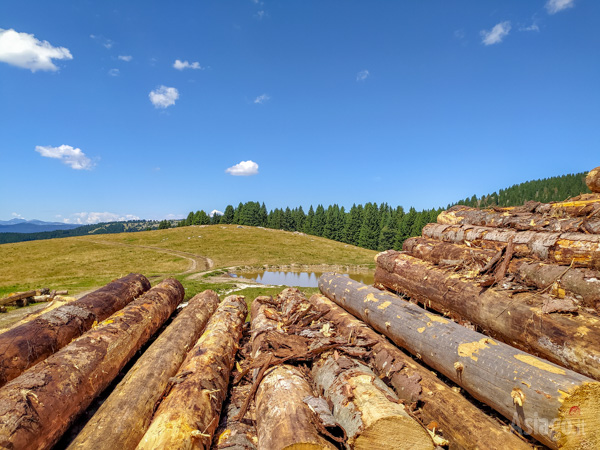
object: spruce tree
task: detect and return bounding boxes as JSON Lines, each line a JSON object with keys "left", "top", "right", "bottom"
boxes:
{"left": 303, "top": 206, "right": 315, "bottom": 234}
{"left": 358, "top": 202, "right": 380, "bottom": 250}
{"left": 312, "top": 205, "right": 326, "bottom": 236}
{"left": 220, "top": 205, "right": 235, "bottom": 224}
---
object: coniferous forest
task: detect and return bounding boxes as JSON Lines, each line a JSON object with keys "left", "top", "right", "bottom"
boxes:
{"left": 179, "top": 172, "right": 591, "bottom": 251}
{"left": 1, "top": 171, "right": 590, "bottom": 248}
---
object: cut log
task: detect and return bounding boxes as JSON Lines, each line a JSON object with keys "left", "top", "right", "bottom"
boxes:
{"left": 319, "top": 273, "right": 600, "bottom": 449}
{"left": 0, "top": 290, "right": 36, "bottom": 306}
{"left": 0, "top": 273, "right": 150, "bottom": 387}
{"left": 375, "top": 251, "right": 600, "bottom": 381}
{"left": 212, "top": 383, "right": 258, "bottom": 450}
{"left": 256, "top": 364, "right": 337, "bottom": 450}
{"left": 250, "top": 291, "right": 336, "bottom": 450}
{"left": 403, "top": 237, "right": 600, "bottom": 308}
{"left": 490, "top": 194, "right": 600, "bottom": 217}
{"left": 422, "top": 223, "right": 600, "bottom": 268}
{"left": 0, "top": 278, "right": 183, "bottom": 450}
{"left": 308, "top": 293, "right": 531, "bottom": 450}
{"left": 586, "top": 166, "right": 600, "bottom": 193}
{"left": 438, "top": 205, "right": 600, "bottom": 234}
{"left": 136, "top": 295, "right": 247, "bottom": 450}
{"left": 68, "top": 290, "right": 221, "bottom": 450}
{"left": 312, "top": 354, "right": 433, "bottom": 449}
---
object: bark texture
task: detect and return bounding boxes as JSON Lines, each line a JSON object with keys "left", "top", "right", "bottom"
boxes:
{"left": 312, "top": 355, "right": 434, "bottom": 450}
{"left": 308, "top": 293, "right": 531, "bottom": 450}
{"left": 0, "top": 278, "right": 183, "bottom": 450}
{"left": 422, "top": 223, "right": 600, "bottom": 268}
{"left": 136, "top": 295, "right": 247, "bottom": 450}
{"left": 587, "top": 166, "right": 600, "bottom": 193}
{"left": 0, "top": 290, "right": 36, "bottom": 306}
{"left": 0, "top": 273, "right": 150, "bottom": 387}
{"left": 375, "top": 251, "right": 600, "bottom": 381}
{"left": 319, "top": 273, "right": 600, "bottom": 449}
{"left": 68, "top": 290, "right": 220, "bottom": 450}
{"left": 438, "top": 205, "right": 600, "bottom": 234}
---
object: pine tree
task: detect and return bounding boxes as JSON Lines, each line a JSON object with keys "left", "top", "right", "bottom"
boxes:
{"left": 343, "top": 204, "right": 363, "bottom": 245}
{"left": 220, "top": 205, "right": 235, "bottom": 224}
{"left": 233, "top": 202, "right": 244, "bottom": 224}
{"left": 358, "top": 202, "right": 380, "bottom": 250}
{"left": 185, "top": 211, "right": 194, "bottom": 226}
{"left": 312, "top": 205, "right": 326, "bottom": 236}
{"left": 303, "top": 206, "right": 315, "bottom": 234}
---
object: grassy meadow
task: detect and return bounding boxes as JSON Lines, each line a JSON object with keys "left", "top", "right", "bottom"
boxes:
{"left": 0, "top": 224, "right": 376, "bottom": 301}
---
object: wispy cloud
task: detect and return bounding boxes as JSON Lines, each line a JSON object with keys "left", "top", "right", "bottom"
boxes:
{"left": 118, "top": 55, "right": 132, "bottom": 62}
{"left": 520, "top": 22, "right": 540, "bottom": 32}
{"left": 90, "top": 34, "right": 114, "bottom": 49}
{"left": 173, "top": 59, "right": 204, "bottom": 70}
{"left": 356, "top": 70, "right": 369, "bottom": 81}
{"left": 481, "top": 21, "right": 511, "bottom": 45}
{"left": 226, "top": 160, "right": 259, "bottom": 176}
{"left": 65, "top": 212, "right": 140, "bottom": 224}
{"left": 210, "top": 209, "right": 223, "bottom": 217}
{"left": 108, "top": 68, "right": 119, "bottom": 76}
{"left": 254, "top": 94, "right": 270, "bottom": 104}
{"left": 149, "top": 85, "right": 179, "bottom": 108}
{"left": 255, "top": 10, "right": 266, "bottom": 20}
{"left": 546, "top": 0, "right": 575, "bottom": 14}
{"left": 11, "top": 212, "right": 25, "bottom": 219}
{"left": 0, "top": 28, "right": 72, "bottom": 72}
{"left": 35, "top": 145, "right": 95, "bottom": 170}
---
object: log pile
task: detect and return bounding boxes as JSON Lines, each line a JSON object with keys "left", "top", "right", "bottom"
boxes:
{"left": 366, "top": 166, "right": 600, "bottom": 448}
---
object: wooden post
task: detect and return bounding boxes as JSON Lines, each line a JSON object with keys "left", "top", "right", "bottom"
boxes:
{"left": 68, "top": 290, "right": 220, "bottom": 450}
{"left": 0, "top": 278, "right": 183, "bottom": 450}
{"left": 422, "top": 223, "right": 600, "bottom": 268}
{"left": 0, "top": 273, "right": 150, "bottom": 387}
{"left": 318, "top": 273, "right": 600, "bottom": 449}
{"left": 136, "top": 295, "right": 247, "bottom": 450}
{"left": 374, "top": 251, "right": 600, "bottom": 381}
{"left": 308, "top": 293, "right": 531, "bottom": 450}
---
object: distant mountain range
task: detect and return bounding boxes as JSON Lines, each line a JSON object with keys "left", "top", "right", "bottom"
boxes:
{"left": 0, "top": 219, "right": 81, "bottom": 234}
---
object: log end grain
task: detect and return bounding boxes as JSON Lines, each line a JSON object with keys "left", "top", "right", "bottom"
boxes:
{"left": 555, "top": 382, "right": 600, "bottom": 449}
{"left": 586, "top": 167, "right": 600, "bottom": 193}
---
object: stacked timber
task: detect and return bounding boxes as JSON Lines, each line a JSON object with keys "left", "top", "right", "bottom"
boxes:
{"left": 0, "top": 278, "right": 183, "bottom": 449}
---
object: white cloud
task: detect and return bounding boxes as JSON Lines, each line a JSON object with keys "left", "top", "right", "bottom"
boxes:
{"left": 255, "top": 10, "right": 266, "bottom": 20}
{"left": 90, "top": 34, "right": 114, "bottom": 49}
{"left": 356, "top": 70, "right": 369, "bottom": 81}
{"left": 520, "top": 22, "right": 540, "bottom": 32}
{"left": 35, "top": 145, "right": 94, "bottom": 170}
{"left": 65, "top": 212, "right": 140, "bottom": 225}
{"left": 149, "top": 85, "right": 179, "bottom": 108}
{"left": 254, "top": 94, "right": 270, "bottom": 104}
{"left": 546, "top": 0, "right": 575, "bottom": 14}
{"left": 108, "top": 68, "right": 119, "bottom": 76}
{"left": 226, "top": 160, "right": 259, "bottom": 176}
{"left": 481, "top": 21, "right": 511, "bottom": 46}
{"left": 173, "top": 59, "right": 204, "bottom": 70}
{"left": 118, "top": 55, "right": 132, "bottom": 62}
{"left": 11, "top": 212, "right": 25, "bottom": 219}
{"left": 210, "top": 209, "right": 224, "bottom": 217}
{"left": 0, "top": 28, "right": 72, "bottom": 72}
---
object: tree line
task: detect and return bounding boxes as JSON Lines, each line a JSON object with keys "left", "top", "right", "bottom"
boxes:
{"left": 180, "top": 202, "right": 442, "bottom": 251}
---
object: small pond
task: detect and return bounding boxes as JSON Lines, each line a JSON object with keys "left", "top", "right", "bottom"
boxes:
{"left": 231, "top": 270, "right": 374, "bottom": 287}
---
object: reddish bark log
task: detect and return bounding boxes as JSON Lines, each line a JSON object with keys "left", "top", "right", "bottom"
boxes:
{"left": 0, "top": 273, "right": 150, "bottom": 387}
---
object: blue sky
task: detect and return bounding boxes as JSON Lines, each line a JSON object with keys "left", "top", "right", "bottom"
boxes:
{"left": 1, "top": 0, "right": 598, "bottom": 224}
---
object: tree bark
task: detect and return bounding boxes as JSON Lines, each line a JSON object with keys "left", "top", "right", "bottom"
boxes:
{"left": 0, "top": 278, "right": 183, "bottom": 450}
{"left": 438, "top": 205, "right": 600, "bottom": 234}
{"left": 403, "top": 237, "right": 600, "bottom": 309}
{"left": 308, "top": 293, "right": 531, "bottom": 450}
{"left": 374, "top": 251, "right": 600, "bottom": 381}
{"left": 68, "top": 290, "right": 221, "bottom": 450}
{"left": 0, "top": 273, "right": 150, "bottom": 387}
{"left": 422, "top": 223, "right": 600, "bottom": 268}
{"left": 319, "top": 273, "right": 600, "bottom": 449}
{"left": 312, "top": 355, "right": 434, "bottom": 450}
{"left": 136, "top": 295, "right": 247, "bottom": 450}
{"left": 489, "top": 194, "right": 600, "bottom": 217}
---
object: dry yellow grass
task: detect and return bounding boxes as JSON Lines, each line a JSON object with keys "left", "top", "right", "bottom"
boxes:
{"left": 0, "top": 225, "right": 376, "bottom": 296}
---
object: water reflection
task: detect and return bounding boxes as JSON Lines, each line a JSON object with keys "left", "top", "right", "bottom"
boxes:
{"left": 232, "top": 270, "right": 374, "bottom": 287}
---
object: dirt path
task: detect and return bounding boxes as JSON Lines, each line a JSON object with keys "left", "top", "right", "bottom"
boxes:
{"left": 87, "top": 239, "right": 214, "bottom": 274}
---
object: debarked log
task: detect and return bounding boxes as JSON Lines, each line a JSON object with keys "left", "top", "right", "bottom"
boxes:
{"left": 374, "top": 251, "right": 600, "bottom": 381}
{"left": 68, "top": 290, "right": 220, "bottom": 450}
{"left": 319, "top": 273, "right": 600, "bottom": 449}
{"left": 587, "top": 166, "right": 600, "bottom": 193}
{"left": 422, "top": 223, "right": 600, "bottom": 268}
{"left": 136, "top": 295, "right": 247, "bottom": 450}
{"left": 308, "top": 294, "right": 531, "bottom": 450}
{"left": 437, "top": 205, "right": 600, "bottom": 234}
{"left": 0, "top": 278, "right": 183, "bottom": 450}
{"left": 312, "top": 354, "right": 433, "bottom": 450}
{"left": 0, "top": 273, "right": 150, "bottom": 387}
{"left": 493, "top": 194, "right": 600, "bottom": 217}
{"left": 401, "top": 238, "right": 600, "bottom": 309}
